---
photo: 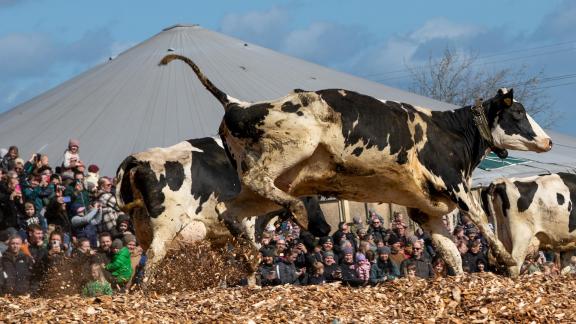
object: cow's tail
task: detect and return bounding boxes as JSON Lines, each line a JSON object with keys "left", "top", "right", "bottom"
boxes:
{"left": 159, "top": 54, "right": 240, "bottom": 111}
{"left": 485, "top": 183, "right": 513, "bottom": 254}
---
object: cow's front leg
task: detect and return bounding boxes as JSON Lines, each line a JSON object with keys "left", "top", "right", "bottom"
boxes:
{"left": 452, "top": 189, "right": 516, "bottom": 267}
{"left": 409, "top": 208, "right": 463, "bottom": 275}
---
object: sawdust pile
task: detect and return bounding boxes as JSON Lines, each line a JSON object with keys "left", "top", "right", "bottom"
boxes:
{"left": 145, "top": 241, "right": 249, "bottom": 293}
{"left": 2, "top": 242, "right": 576, "bottom": 322}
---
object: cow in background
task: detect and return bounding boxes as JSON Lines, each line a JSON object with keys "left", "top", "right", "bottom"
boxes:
{"left": 481, "top": 172, "right": 576, "bottom": 277}
{"left": 160, "top": 54, "right": 552, "bottom": 275}
{"left": 116, "top": 137, "right": 330, "bottom": 279}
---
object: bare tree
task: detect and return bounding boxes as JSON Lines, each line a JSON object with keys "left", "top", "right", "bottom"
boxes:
{"left": 407, "top": 47, "right": 558, "bottom": 128}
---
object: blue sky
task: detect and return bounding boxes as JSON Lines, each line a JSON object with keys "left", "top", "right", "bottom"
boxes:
{"left": 1, "top": 0, "right": 575, "bottom": 134}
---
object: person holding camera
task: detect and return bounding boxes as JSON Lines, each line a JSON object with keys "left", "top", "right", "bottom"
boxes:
{"left": 70, "top": 202, "right": 102, "bottom": 248}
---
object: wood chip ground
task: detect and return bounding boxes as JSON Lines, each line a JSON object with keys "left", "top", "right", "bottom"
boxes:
{"left": 1, "top": 242, "right": 574, "bottom": 323}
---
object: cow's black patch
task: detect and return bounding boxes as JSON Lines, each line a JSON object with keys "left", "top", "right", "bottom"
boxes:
{"left": 302, "top": 196, "right": 331, "bottom": 238}
{"left": 396, "top": 150, "right": 408, "bottom": 164}
{"left": 188, "top": 138, "right": 241, "bottom": 214}
{"left": 557, "top": 173, "right": 576, "bottom": 232}
{"left": 133, "top": 161, "right": 167, "bottom": 218}
{"left": 491, "top": 183, "right": 510, "bottom": 218}
{"left": 351, "top": 147, "right": 363, "bottom": 157}
{"left": 116, "top": 155, "right": 138, "bottom": 207}
{"left": 414, "top": 124, "right": 424, "bottom": 143}
{"left": 557, "top": 193, "right": 565, "bottom": 205}
{"left": 224, "top": 103, "right": 272, "bottom": 142}
{"left": 164, "top": 161, "right": 185, "bottom": 191}
{"left": 514, "top": 181, "right": 538, "bottom": 212}
{"left": 416, "top": 106, "right": 492, "bottom": 203}
{"left": 457, "top": 197, "right": 469, "bottom": 212}
{"left": 281, "top": 102, "right": 301, "bottom": 113}
{"left": 317, "top": 89, "right": 415, "bottom": 157}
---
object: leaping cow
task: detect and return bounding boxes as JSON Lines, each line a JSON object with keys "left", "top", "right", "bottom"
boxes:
{"left": 159, "top": 54, "right": 552, "bottom": 275}
{"left": 116, "top": 137, "right": 331, "bottom": 277}
{"left": 482, "top": 172, "right": 576, "bottom": 277}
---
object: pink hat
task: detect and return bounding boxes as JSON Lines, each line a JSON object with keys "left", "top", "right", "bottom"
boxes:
{"left": 68, "top": 139, "right": 80, "bottom": 148}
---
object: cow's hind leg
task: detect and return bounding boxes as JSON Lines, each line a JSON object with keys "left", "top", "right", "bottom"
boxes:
{"left": 410, "top": 208, "right": 463, "bottom": 275}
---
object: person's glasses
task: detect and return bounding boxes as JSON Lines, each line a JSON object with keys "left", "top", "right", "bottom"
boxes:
{"left": 103, "top": 183, "right": 112, "bottom": 187}
{"left": 413, "top": 247, "right": 423, "bottom": 251}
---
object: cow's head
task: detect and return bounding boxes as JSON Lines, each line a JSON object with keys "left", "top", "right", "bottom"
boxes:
{"left": 487, "top": 88, "right": 552, "bottom": 154}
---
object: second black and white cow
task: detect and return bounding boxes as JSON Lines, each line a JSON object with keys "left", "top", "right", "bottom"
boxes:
{"left": 159, "top": 54, "right": 552, "bottom": 275}
{"left": 115, "top": 137, "right": 331, "bottom": 276}
{"left": 482, "top": 172, "right": 576, "bottom": 277}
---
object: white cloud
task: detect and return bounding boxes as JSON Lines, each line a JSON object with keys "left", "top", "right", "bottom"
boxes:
{"left": 281, "top": 22, "right": 371, "bottom": 65}
{"left": 220, "top": 6, "right": 291, "bottom": 49}
{"left": 409, "top": 17, "right": 481, "bottom": 43}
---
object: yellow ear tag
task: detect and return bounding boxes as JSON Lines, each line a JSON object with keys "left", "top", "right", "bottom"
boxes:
{"left": 503, "top": 98, "right": 512, "bottom": 106}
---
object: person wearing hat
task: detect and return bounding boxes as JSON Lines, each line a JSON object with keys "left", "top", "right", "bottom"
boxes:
{"left": 257, "top": 247, "right": 280, "bottom": 286}
{"left": 319, "top": 236, "right": 339, "bottom": 264}
{"left": 388, "top": 236, "right": 406, "bottom": 269}
{"left": 110, "top": 213, "right": 132, "bottom": 240}
{"left": 85, "top": 165, "right": 100, "bottom": 191}
{"left": 339, "top": 247, "right": 362, "bottom": 286}
{"left": 63, "top": 139, "right": 83, "bottom": 170}
{"left": 70, "top": 202, "right": 102, "bottom": 248}
{"left": 105, "top": 238, "right": 133, "bottom": 289}
{"left": 370, "top": 246, "right": 399, "bottom": 284}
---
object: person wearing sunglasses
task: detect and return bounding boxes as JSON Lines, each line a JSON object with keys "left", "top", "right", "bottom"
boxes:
{"left": 399, "top": 241, "right": 433, "bottom": 279}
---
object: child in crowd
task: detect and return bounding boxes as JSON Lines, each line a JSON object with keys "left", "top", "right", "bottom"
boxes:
{"left": 355, "top": 253, "right": 371, "bottom": 282}
{"left": 307, "top": 262, "right": 326, "bottom": 285}
{"left": 82, "top": 263, "right": 113, "bottom": 297}
{"left": 18, "top": 202, "right": 47, "bottom": 236}
{"left": 105, "top": 239, "right": 133, "bottom": 289}
{"left": 406, "top": 263, "right": 418, "bottom": 280}
{"left": 63, "top": 139, "right": 83, "bottom": 170}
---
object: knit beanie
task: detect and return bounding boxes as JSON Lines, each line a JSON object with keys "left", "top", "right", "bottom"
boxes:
{"left": 111, "top": 239, "right": 123, "bottom": 250}
{"left": 69, "top": 138, "right": 80, "bottom": 148}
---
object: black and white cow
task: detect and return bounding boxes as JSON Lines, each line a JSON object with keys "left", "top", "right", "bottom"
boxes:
{"left": 115, "top": 137, "right": 331, "bottom": 276}
{"left": 159, "top": 54, "right": 552, "bottom": 275}
{"left": 481, "top": 172, "right": 576, "bottom": 277}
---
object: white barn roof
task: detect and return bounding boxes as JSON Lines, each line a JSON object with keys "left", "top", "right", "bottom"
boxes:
{"left": 0, "top": 24, "right": 574, "bottom": 183}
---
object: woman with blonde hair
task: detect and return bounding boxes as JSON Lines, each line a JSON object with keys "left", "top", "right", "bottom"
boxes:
{"left": 82, "top": 263, "right": 113, "bottom": 297}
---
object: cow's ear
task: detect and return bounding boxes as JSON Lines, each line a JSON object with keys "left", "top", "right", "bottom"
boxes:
{"left": 497, "top": 88, "right": 514, "bottom": 107}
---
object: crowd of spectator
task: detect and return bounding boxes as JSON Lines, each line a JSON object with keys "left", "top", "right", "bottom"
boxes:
{"left": 256, "top": 208, "right": 574, "bottom": 286}
{"left": 1, "top": 140, "right": 574, "bottom": 297}
{"left": 0, "top": 141, "right": 146, "bottom": 297}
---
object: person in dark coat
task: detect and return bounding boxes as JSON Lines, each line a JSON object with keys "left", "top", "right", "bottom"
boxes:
{"left": 367, "top": 217, "right": 390, "bottom": 245}
{"left": 277, "top": 250, "right": 304, "bottom": 285}
{"left": 339, "top": 247, "right": 364, "bottom": 286}
{"left": 400, "top": 241, "right": 434, "bottom": 279}
{"left": 0, "top": 176, "right": 22, "bottom": 231}
{"left": 256, "top": 247, "right": 280, "bottom": 287}
{"left": 0, "top": 235, "right": 34, "bottom": 295}
{"left": 306, "top": 262, "right": 326, "bottom": 285}
{"left": 370, "top": 246, "right": 400, "bottom": 284}
{"left": 332, "top": 222, "right": 358, "bottom": 256}
{"left": 463, "top": 241, "right": 488, "bottom": 273}
{"left": 322, "top": 251, "right": 341, "bottom": 282}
